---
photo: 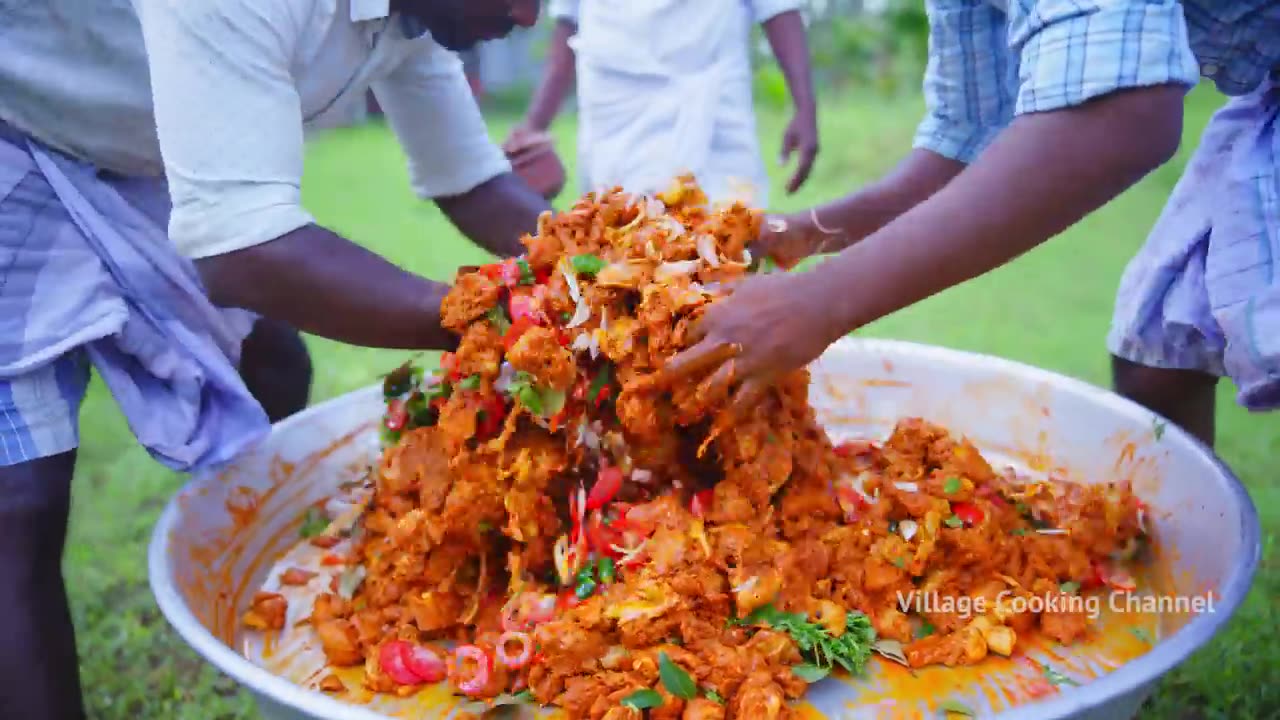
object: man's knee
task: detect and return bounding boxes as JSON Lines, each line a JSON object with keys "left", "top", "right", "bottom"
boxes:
{"left": 239, "top": 319, "right": 313, "bottom": 422}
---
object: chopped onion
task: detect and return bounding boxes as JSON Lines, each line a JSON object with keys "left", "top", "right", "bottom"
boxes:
{"left": 494, "top": 362, "right": 517, "bottom": 393}
{"left": 731, "top": 576, "right": 759, "bottom": 594}
{"left": 600, "top": 307, "right": 610, "bottom": 332}
{"left": 588, "top": 331, "right": 601, "bottom": 359}
{"left": 893, "top": 481, "right": 919, "bottom": 493}
{"left": 766, "top": 216, "right": 787, "bottom": 233}
{"left": 898, "top": 519, "right": 919, "bottom": 542}
{"left": 662, "top": 216, "right": 686, "bottom": 239}
{"left": 570, "top": 333, "right": 592, "bottom": 353}
{"left": 741, "top": 248, "right": 753, "bottom": 266}
{"left": 566, "top": 297, "right": 591, "bottom": 328}
{"left": 696, "top": 235, "right": 722, "bottom": 268}
{"left": 1036, "top": 528, "right": 1068, "bottom": 535}
{"left": 631, "top": 468, "right": 653, "bottom": 484}
{"left": 655, "top": 260, "right": 700, "bottom": 282}
{"left": 560, "top": 258, "right": 582, "bottom": 303}
{"left": 645, "top": 197, "right": 664, "bottom": 217}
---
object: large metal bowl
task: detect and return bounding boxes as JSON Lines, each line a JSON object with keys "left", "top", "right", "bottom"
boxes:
{"left": 149, "top": 338, "right": 1260, "bottom": 719}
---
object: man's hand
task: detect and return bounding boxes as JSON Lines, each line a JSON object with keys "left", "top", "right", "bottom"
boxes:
{"left": 780, "top": 108, "right": 819, "bottom": 193}
{"left": 761, "top": 10, "right": 817, "bottom": 195}
{"left": 647, "top": 271, "right": 842, "bottom": 416}
{"left": 502, "top": 123, "right": 550, "bottom": 155}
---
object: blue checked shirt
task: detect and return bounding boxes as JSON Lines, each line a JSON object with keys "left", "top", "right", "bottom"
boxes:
{"left": 915, "top": 0, "right": 1280, "bottom": 163}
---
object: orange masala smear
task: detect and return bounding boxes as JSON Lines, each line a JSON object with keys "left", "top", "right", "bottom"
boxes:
{"left": 243, "top": 176, "right": 1151, "bottom": 719}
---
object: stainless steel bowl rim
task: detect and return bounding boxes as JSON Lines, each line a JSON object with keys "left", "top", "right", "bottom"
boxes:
{"left": 148, "top": 338, "right": 1261, "bottom": 719}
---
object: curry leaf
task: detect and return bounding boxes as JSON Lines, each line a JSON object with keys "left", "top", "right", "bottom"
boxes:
{"left": 621, "top": 688, "right": 664, "bottom": 710}
{"left": 1130, "top": 627, "right": 1154, "bottom": 644}
{"left": 791, "top": 664, "right": 829, "bottom": 683}
{"left": 944, "top": 514, "right": 964, "bottom": 529}
{"left": 942, "top": 477, "right": 962, "bottom": 494}
{"left": 1042, "top": 664, "right": 1077, "bottom": 686}
{"left": 658, "top": 652, "right": 697, "bottom": 700}
{"left": 704, "top": 689, "right": 724, "bottom": 704}
{"left": 458, "top": 374, "right": 481, "bottom": 391}
{"left": 1059, "top": 581, "right": 1081, "bottom": 594}
{"left": 871, "top": 638, "right": 909, "bottom": 668}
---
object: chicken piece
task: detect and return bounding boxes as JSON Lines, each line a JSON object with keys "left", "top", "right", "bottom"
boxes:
{"left": 454, "top": 322, "right": 504, "bottom": 379}
{"left": 242, "top": 591, "right": 287, "bottom": 631}
{"left": 318, "top": 674, "right": 346, "bottom": 693}
{"left": 683, "top": 698, "right": 726, "bottom": 720}
{"left": 507, "top": 326, "right": 577, "bottom": 390}
{"left": 314, "top": 618, "right": 364, "bottom": 666}
{"left": 279, "top": 567, "right": 317, "bottom": 586}
{"left": 733, "top": 673, "right": 789, "bottom": 720}
{"left": 440, "top": 272, "right": 501, "bottom": 331}
{"left": 904, "top": 625, "right": 987, "bottom": 668}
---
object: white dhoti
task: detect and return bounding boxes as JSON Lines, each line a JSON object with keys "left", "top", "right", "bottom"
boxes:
{"left": 553, "top": 0, "right": 800, "bottom": 208}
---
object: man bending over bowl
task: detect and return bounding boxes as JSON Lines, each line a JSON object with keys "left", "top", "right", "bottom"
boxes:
{"left": 656, "top": 0, "right": 1279, "bottom": 449}
{"left": 504, "top": 0, "right": 819, "bottom": 206}
{"left": 0, "top": 0, "right": 544, "bottom": 716}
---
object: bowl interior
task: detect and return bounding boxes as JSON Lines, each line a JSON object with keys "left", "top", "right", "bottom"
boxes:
{"left": 150, "top": 338, "right": 1259, "bottom": 720}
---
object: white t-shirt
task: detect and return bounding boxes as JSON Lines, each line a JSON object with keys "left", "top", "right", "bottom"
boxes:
{"left": 0, "top": 0, "right": 510, "bottom": 259}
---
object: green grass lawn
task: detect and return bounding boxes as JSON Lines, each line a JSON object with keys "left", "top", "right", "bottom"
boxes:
{"left": 67, "top": 86, "right": 1277, "bottom": 719}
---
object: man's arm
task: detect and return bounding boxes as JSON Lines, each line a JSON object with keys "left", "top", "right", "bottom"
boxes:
{"left": 199, "top": 225, "right": 452, "bottom": 349}
{"left": 818, "top": 85, "right": 1184, "bottom": 333}
{"left": 757, "top": 7, "right": 818, "bottom": 192}
{"left": 516, "top": 17, "right": 578, "bottom": 137}
{"left": 434, "top": 172, "right": 549, "bottom": 257}
{"left": 373, "top": 38, "right": 548, "bottom": 258}
{"left": 136, "top": 0, "right": 456, "bottom": 349}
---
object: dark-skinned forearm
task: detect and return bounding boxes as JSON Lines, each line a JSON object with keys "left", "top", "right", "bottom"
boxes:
{"left": 523, "top": 20, "right": 577, "bottom": 131}
{"left": 435, "top": 172, "right": 549, "bottom": 258}
{"left": 197, "top": 224, "right": 454, "bottom": 350}
{"left": 786, "top": 149, "right": 964, "bottom": 253}
{"left": 814, "top": 85, "right": 1185, "bottom": 337}
{"left": 762, "top": 10, "right": 816, "bottom": 116}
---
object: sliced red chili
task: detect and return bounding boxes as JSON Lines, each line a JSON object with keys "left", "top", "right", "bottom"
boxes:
{"left": 690, "top": 489, "right": 714, "bottom": 519}
{"left": 586, "top": 466, "right": 624, "bottom": 511}
{"left": 952, "top": 501, "right": 985, "bottom": 526}
{"left": 477, "top": 395, "right": 507, "bottom": 438}
{"left": 534, "top": 267, "right": 552, "bottom": 285}
{"left": 440, "top": 352, "right": 458, "bottom": 378}
{"left": 503, "top": 316, "right": 537, "bottom": 353}
{"left": 478, "top": 263, "right": 504, "bottom": 281}
{"left": 384, "top": 398, "right": 408, "bottom": 431}
{"left": 585, "top": 510, "right": 623, "bottom": 558}
{"left": 499, "top": 258, "right": 522, "bottom": 288}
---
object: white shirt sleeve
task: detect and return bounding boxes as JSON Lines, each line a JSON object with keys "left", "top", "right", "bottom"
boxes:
{"left": 747, "top": 0, "right": 802, "bottom": 23}
{"left": 132, "top": 0, "right": 315, "bottom": 259}
{"left": 371, "top": 40, "right": 512, "bottom": 200}
{"left": 548, "top": 0, "right": 580, "bottom": 23}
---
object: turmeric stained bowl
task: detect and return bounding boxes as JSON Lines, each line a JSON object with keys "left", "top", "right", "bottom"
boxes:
{"left": 148, "top": 338, "right": 1259, "bottom": 720}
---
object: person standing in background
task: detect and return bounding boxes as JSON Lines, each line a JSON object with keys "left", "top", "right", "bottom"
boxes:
{"left": 505, "top": 0, "right": 819, "bottom": 206}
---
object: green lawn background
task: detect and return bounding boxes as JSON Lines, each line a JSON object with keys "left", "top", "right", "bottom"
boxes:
{"left": 67, "top": 85, "right": 1277, "bottom": 719}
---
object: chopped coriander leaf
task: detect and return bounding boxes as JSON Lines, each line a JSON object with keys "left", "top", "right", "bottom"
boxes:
{"left": 588, "top": 363, "right": 612, "bottom": 400}
{"left": 560, "top": 311, "right": 572, "bottom": 323}
{"left": 516, "top": 258, "right": 535, "bottom": 284}
{"left": 916, "top": 621, "right": 936, "bottom": 639}
{"left": 299, "top": 507, "right": 330, "bottom": 538}
{"left": 738, "top": 605, "right": 876, "bottom": 675}
{"left": 621, "top": 689, "right": 663, "bottom": 710}
{"left": 658, "top": 652, "right": 697, "bottom": 699}
{"left": 1130, "top": 627, "right": 1154, "bottom": 644}
{"left": 942, "top": 477, "right": 962, "bottom": 494}
{"left": 1010, "top": 528, "right": 1028, "bottom": 536}
{"left": 487, "top": 306, "right": 511, "bottom": 334}
{"left": 704, "top": 689, "right": 724, "bottom": 704}
{"left": 571, "top": 254, "right": 606, "bottom": 276}
{"left": 458, "top": 375, "right": 481, "bottom": 391}
{"left": 517, "top": 385, "right": 544, "bottom": 414}
{"left": 1015, "top": 502, "right": 1033, "bottom": 516}
{"left": 891, "top": 557, "right": 906, "bottom": 569}
{"left": 944, "top": 514, "right": 964, "bottom": 529}
{"left": 1059, "top": 581, "right": 1081, "bottom": 594}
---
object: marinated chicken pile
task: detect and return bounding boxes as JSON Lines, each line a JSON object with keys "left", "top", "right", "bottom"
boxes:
{"left": 243, "top": 177, "right": 1151, "bottom": 719}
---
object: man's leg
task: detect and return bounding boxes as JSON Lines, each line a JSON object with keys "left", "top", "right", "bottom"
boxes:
{"left": 1111, "top": 357, "right": 1219, "bottom": 447}
{"left": 238, "top": 317, "right": 313, "bottom": 423}
{"left": 0, "top": 452, "right": 84, "bottom": 720}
